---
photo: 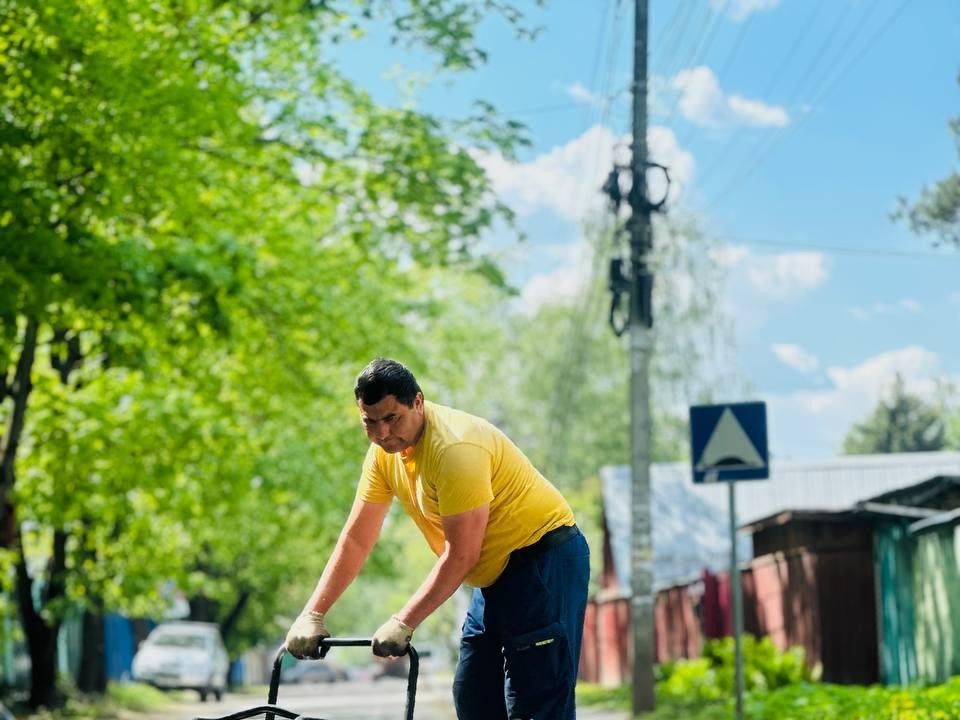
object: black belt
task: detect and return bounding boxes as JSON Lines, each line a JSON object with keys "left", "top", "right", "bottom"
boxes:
{"left": 510, "top": 524, "right": 580, "bottom": 565}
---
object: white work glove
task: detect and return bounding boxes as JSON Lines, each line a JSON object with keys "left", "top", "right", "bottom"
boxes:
{"left": 285, "top": 611, "right": 331, "bottom": 659}
{"left": 372, "top": 615, "right": 414, "bottom": 658}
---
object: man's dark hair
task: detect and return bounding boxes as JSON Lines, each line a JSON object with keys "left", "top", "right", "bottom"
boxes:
{"left": 354, "top": 358, "right": 422, "bottom": 407}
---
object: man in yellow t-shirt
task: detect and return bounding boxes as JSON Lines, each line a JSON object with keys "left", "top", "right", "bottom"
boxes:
{"left": 285, "top": 358, "right": 590, "bottom": 719}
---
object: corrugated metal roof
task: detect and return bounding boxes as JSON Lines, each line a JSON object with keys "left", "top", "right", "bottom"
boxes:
{"left": 678, "top": 451, "right": 960, "bottom": 525}
{"left": 909, "top": 508, "right": 960, "bottom": 534}
{"left": 601, "top": 451, "right": 960, "bottom": 589}
{"left": 740, "top": 509, "right": 856, "bottom": 533}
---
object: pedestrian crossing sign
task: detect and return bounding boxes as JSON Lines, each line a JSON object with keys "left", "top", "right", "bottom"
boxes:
{"left": 689, "top": 402, "right": 769, "bottom": 484}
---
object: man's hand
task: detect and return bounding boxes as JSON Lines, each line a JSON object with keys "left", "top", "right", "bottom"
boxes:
{"left": 285, "top": 611, "right": 330, "bottom": 659}
{"left": 372, "top": 615, "right": 414, "bottom": 657}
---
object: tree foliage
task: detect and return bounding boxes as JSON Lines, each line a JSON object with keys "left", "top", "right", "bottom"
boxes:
{"left": 896, "top": 74, "right": 960, "bottom": 247}
{"left": 842, "top": 374, "right": 949, "bottom": 455}
{"left": 0, "top": 0, "right": 536, "bottom": 705}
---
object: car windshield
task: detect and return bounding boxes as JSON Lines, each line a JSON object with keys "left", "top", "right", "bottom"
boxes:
{"left": 151, "top": 634, "right": 208, "bottom": 649}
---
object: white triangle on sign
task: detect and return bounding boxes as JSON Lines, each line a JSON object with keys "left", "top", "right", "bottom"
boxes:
{"left": 695, "top": 407, "right": 765, "bottom": 472}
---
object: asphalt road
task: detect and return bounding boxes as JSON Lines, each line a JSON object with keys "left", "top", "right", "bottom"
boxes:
{"left": 157, "top": 677, "right": 457, "bottom": 720}
{"left": 154, "top": 675, "right": 631, "bottom": 720}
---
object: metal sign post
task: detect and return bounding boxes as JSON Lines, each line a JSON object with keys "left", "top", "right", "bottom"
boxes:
{"left": 691, "top": 403, "right": 769, "bottom": 720}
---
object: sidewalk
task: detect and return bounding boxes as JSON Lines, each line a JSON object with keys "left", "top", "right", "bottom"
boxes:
{"left": 577, "top": 707, "right": 631, "bottom": 720}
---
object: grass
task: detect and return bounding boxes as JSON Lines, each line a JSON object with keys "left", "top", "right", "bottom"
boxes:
{"left": 577, "top": 682, "right": 631, "bottom": 710}
{"left": 11, "top": 682, "right": 184, "bottom": 720}
{"left": 577, "top": 680, "right": 960, "bottom": 720}
{"left": 104, "top": 682, "right": 175, "bottom": 713}
{"left": 577, "top": 683, "right": 729, "bottom": 719}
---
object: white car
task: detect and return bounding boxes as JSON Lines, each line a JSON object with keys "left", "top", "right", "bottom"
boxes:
{"left": 132, "top": 621, "right": 230, "bottom": 701}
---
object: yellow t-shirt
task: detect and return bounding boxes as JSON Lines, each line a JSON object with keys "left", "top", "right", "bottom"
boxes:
{"left": 356, "top": 401, "right": 575, "bottom": 587}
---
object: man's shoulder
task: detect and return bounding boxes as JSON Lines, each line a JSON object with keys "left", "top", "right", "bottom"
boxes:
{"left": 424, "top": 401, "right": 496, "bottom": 445}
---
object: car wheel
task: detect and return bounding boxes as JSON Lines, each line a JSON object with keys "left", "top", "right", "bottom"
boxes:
{"left": 198, "top": 689, "right": 208, "bottom": 702}
{"left": 214, "top": 689, "right": 223, "bottom": 702}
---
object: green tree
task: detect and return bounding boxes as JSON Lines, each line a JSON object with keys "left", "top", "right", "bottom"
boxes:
{"left": 896, "top": 74, "right": 960, "bottom": 247}
{"left": 842, "top": 374, "right": 947, "bottom": 454}
{"left": 1, "top": 0, "right": 536, "bottom": 706}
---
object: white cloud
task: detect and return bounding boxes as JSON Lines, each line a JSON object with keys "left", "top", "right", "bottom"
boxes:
{"left": 566, "top": 82, "right": 604, "bottom": 107}
{"left": 712, "top": 243, "right": 828, "bottom": 301}
{"left": 476, "top": 125, "right": 698, "bottom": 315}
{"left": 707, "top": 244, "right": 828, "bottom": 334}
{"left": 747, "top": 252, "right": 828, "bottom": 299}
{"left": 772, "top": 343, "right": 819, "bottom": 374}
{"left": 517, "top": 263, "right": 588, "bottom": 316}
{"left": 474, "top": 123, "right": 695, "bottom": 223}
{"left": 766, "top": 346, "right": 952, "bottom": 459}
{"left": 824, "top": 348, "right": 940, "bottom": 403}
{"left": 727, "top": 96, "right": 791, "bottom": 127}
{"left": 848, "top": 298, "right": 923, "bottom": 320}
{"left": 672, "top": 67, "right": 789, "bottom": 128}
{"left": 709, "top": 0, "right": 780, "bottom": 22}
{"left": 711, "top": 244, "right": 751, "bottom": 268}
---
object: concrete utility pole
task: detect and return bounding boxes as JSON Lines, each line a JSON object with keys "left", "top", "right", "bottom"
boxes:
{"left": 628, "top": 0, "right": 655, "bottom": 714}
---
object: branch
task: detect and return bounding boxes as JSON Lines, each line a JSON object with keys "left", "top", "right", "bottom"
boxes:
{"left": 219, "top": 589, "right": 251, "bottom": 648}
{"left": 0, "top": 318, "right": 39, "bottom": 528}
{"left": 45, "top": 529, "right": 69, "bottom": 606}
{"left": 50, "top": 328, "right": 83, "bottom": 384}
{"left": 15, "top": 525, "right": 41, "bottom": 631}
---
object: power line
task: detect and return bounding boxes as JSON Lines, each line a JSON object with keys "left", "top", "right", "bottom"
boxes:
{"left": 506, "top": 101, "right": 593, "bottom": 116}
{"left": 780, "top": 1, "right": 860, "bottom": 118}
{"left": 651, "top": 0, "right": 689, "bottom": 65}
{"left": 716, "top": 235, "right": 957, "bottom": 261}
{"left": 676, "top": 3, "right": 726, "bottom": 80}
{"left": 661, "top": 1, "right": 713, "bottom": 82}
{"left": 703, "top": 0, "right": 914, "bottom": 211}
{"left": 544, "top": 0, "right": 630, "bottom": 464}
{"left": 653, "top": 0, "right": 698, "bottom": 78}
{"left": 696, "top": 0, "right": 826, "bottom": 187}
{"left": 698, "top": 0, "right": 860, "bottom": 195}
{"left": 757, "top": 0, "right": 828, "bottom": 102}
{"left": 506, "top": 1, "right": 619, "bottom": 120}
{"left": 673, "top": 9, "right": 759, "bottom": 163}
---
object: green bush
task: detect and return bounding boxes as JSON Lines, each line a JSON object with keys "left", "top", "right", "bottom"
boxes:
{"left": 658, "top": 658, "right": 725, "bottom": 702}
{"left": 105, "top": 682, "right": 174, "bottom": 712}
{"left": 576, "top": 683, "right": 631, "bottom": 710}
{"left": 703, "top": 635, "right": 813, "bottom": 691}
{"left": 579, "top": 676, "right": 960, "bottom": 719}
{"left": 657, "top": 635, "right": 812, "bottom": 703}
{"left": 742, "top": 679, "right": 960, "bottom": 720}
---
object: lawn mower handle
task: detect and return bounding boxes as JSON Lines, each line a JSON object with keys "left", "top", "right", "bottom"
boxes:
{"left": 269, "top": 638, "right": 419, "bottom": 720}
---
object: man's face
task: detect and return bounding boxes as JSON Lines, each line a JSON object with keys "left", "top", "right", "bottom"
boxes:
{"left": 358, "top": 392, "right": 425, "bottom": 454}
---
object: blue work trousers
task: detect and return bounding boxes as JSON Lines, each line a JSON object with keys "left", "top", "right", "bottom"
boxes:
{"left": 452, "top": 528, "right": 590, "bottom": 720}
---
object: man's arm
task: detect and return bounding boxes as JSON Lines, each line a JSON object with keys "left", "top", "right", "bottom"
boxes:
{"left": 395, "top": 503, "right": 489, "bottom": 628}
{"left": 301, "top": 497, "right": 391, "bottom": 614}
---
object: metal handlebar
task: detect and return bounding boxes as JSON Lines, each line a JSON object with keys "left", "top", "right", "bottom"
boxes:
{"left": 267, "top": 639, "right": 419, "bottom": 720}
{"left": 193, "top": 639, "right": 420, "bottom": 720}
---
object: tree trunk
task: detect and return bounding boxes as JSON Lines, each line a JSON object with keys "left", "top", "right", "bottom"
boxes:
{"left": 77, "top": 608, "right": 107, "bottom": 694}
{"left": 188, "top": 595, "right": 219, "bottom": 623}
{"left": 0, "top": 318, "right": 39, "bottom": 547}
{"left": 219, "top": 589, "right": 250, "bottom": 648}
{"left": 16, "top": 527, "right": 66, "bottom": 708}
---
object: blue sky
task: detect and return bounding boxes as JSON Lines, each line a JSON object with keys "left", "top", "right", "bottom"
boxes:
{"left": 338, "top": 0, "right": 960, "bottom": 460}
